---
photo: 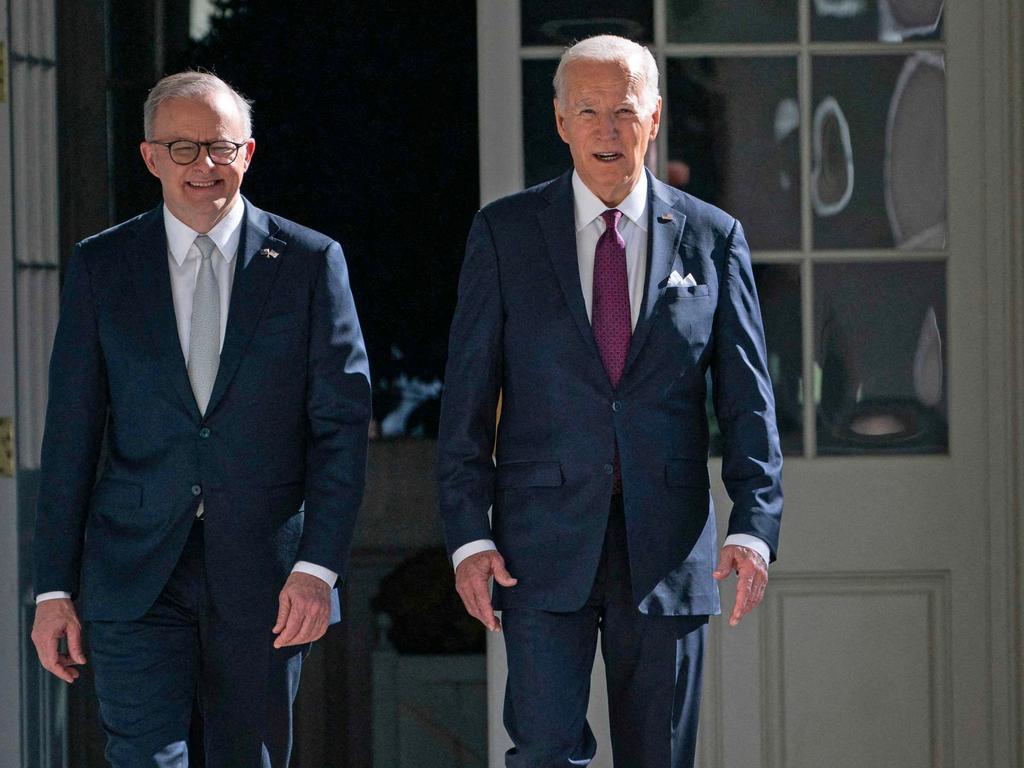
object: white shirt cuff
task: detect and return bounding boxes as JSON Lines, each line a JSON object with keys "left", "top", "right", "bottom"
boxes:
{"left": 452, "top": 539, "right": 497, "bottom": 571}
{"left": 291, "top": 561, "right": 338, "bottom": 588}
{"left": 36, "top": 591, "right": 72, "bottom": 604}
{"left": 722, "top": 534, "right": 771, "bottom": 567}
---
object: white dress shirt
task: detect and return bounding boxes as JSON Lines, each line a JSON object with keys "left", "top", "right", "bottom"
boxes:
{"left": 452, "top": 171, "right": 770, "bottom": 571}
{"left": 36, "top": 199, "right": 335, "bottom": 604}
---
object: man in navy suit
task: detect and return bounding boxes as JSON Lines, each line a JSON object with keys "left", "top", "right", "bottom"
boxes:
{"left": 30, "top": 72, "right": 370, "bottom": 766}
{"left": 437, "top": 36, "right": 783, "bottom": 767}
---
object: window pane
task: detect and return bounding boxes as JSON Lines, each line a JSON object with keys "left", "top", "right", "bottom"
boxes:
{"left": 708, "top": 264, "right": 803, "bottom": 456}
{"left": 523, "top": 59, "right": 569, "bottom": 188}
{"left": 812, "top": 53, "right": 946, "bottom": 250}
{"left": 521, "top": 0, "right": 653, "bottom": 46}
{"left": 666, "top": 57, "right": 801, "bottom": 250}
{"left": 667, "top": 0, "right": 798, "bottom": 43}
{"left": 812, "top": 0, "right": 943, "bottom": 42}
{"left": 814, "top": 261, "right": 947, "bottom": 455}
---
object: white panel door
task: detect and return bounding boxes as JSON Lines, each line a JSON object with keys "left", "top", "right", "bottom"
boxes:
{"left": 476, "top": 2, "right": 1015, "bottom": 766}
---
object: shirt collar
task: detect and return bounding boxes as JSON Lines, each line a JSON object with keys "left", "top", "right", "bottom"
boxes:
{"left": 164, "top": 196, "right": 245, "bottom": 266}
{"left": 571, "top": 169, "right": 649, "bottom": 233}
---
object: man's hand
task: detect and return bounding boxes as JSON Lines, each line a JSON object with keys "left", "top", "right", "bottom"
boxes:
{"left": 455, "top": 550, "right": 517, "bottom": 632}
{"left": 31, "top": 598, "right": 86, "bottom": 683}
{"left": 712, "top": 544, "right": 768, "bottom": 626}
{"left": 273, "top": 572, "right": 332, "bottom": 648}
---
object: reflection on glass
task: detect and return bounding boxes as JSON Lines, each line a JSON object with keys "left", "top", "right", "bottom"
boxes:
{"left": 190, "top": 0, "right": 216, "bottom": 40}
{"left": 667, "top": 0, "right": 797, "bottom": 43}
{"left": 708, "top": 264, "right": 803, "bottom": 456}
{"left": 812, "top": 54, "right": 946, "bottom": 250}
{"left": 522, "top": 0, "right": 653, "bottom": 45}
{"left": 814, "top": 261, "right": 947, "bottom": 454}
{"left": 523, "top": 60, "right": 571, "bottom": 187}
{"left": 666, "top": 57, "right": 800, "bottom": 250}
{"left": 812, "top": 0, "right": 943, "bottom": 42}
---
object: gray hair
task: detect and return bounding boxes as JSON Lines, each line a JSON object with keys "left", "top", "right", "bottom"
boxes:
{"left": 143, "top": 71, "right": 253, "bottom": 140}
{"left": 553, "top": 35, "right": 660, "bottom": 117}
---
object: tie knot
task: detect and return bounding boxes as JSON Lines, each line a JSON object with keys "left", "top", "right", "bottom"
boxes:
{"left": 194, "top": 234, "right": 217, "bottom": 262}
{"left": 601, "top": 209, "right": 623, "bottom": 232}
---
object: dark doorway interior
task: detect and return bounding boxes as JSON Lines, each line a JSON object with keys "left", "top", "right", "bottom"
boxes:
{"left": 54, "top": 2, "right": 481, "bottom": 767}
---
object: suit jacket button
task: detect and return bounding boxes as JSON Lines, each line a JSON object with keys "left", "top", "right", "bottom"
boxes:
{"left": 612, "top": 400, "right": 622, "bottom": 412}
{"left": 199, "top": 427, "right": 211, "bottom": 439}
{"left": 603, "top": 464, "right": 614, "bottom": 475}
{"left": 191, "top": 484, "right": 202, "bottom": 496}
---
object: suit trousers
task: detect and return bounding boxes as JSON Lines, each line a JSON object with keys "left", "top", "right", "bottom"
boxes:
{"left": 87, "top": 519, "right": 304, "bottom": 768}
{"left": 501, "top": 496, "right": 708, "bottom": 768}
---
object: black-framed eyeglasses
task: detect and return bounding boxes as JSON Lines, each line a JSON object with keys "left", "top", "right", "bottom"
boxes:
{"left": 148, "top": 139, "right": 249, "bottom": 165}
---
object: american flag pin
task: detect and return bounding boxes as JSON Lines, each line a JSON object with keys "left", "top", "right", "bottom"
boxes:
{"left": 261, "top": 248, "right": 280, "bottom": 259}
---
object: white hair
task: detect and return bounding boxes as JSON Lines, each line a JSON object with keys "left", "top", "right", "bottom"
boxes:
{"left": 143, "top": 71, "right": 253, "bottom": 140}
{"left": 553, "top": 35, "right": 660, "bottom": 116}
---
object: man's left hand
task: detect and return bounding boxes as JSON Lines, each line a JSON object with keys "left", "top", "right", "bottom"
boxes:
{"left": 712, "top": 545, "right": 768, "bottom": 626}
{"left": 272, "top": 572, "right": 332, "bottom": 648}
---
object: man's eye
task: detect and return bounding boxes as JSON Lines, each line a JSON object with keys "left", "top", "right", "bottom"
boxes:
{"left": 170, "top": 144, "right": 196, "bottom": 159}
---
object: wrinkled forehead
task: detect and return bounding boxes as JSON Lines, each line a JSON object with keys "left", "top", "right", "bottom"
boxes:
{"left": 153, "top": 91, "right": 246, "bottom": 131}
{"left": 563, "top": 57, "right": 648, "bottom": 100}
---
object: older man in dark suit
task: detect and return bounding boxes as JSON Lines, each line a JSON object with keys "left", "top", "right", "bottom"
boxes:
{"left": 437, "top": 35, "right": 783, "bottom": 767}
{"left": 30, "top": 72, "right": 370, "bottom": 767}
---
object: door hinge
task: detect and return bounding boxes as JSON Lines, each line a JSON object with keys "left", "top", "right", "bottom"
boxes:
{"left": 0, "top": 42, "right": 6, "bottom": 104}
{"left": 0, "top": 417, "right": 13, "bottom": 476}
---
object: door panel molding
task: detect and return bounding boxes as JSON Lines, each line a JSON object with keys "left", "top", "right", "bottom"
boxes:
{"left": 761, "top": 572, "right": 952, "bottom": 768}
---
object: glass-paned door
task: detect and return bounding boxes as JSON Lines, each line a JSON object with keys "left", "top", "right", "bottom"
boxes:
{"left": 480, "top": 1, "right": 1000, "bottom": 766}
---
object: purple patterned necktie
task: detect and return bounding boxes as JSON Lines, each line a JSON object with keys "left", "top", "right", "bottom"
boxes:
{"left": 592, "top": 209, "right": 631, "bottom": 493}
{"left": 592, "top": 209, "right": 631, "bottom": 387}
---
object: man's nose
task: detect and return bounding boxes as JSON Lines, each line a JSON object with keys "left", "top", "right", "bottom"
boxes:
{"left": 597, "top": 113, "right": 618, "bottom": 138}
{"left": 194, "top": 148, "right": 217, "bottom": 169}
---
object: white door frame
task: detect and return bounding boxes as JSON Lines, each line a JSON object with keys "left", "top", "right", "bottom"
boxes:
{"left": 0, "top": 0, "right": 23, "bottom": 759}
{"left": 2, "top": 1, "right": 63, "bottom": 765}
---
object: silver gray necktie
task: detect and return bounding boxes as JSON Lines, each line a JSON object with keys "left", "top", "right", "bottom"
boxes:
{"left": 187, "top": 234, "right": 221, "bottom": 415}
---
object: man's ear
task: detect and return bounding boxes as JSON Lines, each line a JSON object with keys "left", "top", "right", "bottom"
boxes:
{"left": 140, "top": 142, "right": 161, "bottom": 178}
{"left": 649, "top": 96, "right": 663, "bottom": 140}
{"left": 554, "top": 98, "right": 570, "bottom": 144}
{"left": 240, "top": 138, "right": 256, "bottom": 171}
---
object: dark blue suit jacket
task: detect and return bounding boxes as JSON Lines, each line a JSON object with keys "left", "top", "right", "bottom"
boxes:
{"left": 437, "top": 170, "right": 782, "bottom": 616}
{"left": 33, "top": 199, "right": 371, "bottom": 626}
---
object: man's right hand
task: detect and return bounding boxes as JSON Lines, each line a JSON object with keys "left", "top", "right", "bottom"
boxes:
{"left": 455, "top": 550, "right": 518, "bottom": 632}
{"left": 31, "top": 598, "right": 86, "bottom": 683}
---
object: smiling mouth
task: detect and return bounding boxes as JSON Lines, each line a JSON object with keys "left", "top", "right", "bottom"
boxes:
{"left": 187, "top": 180, "right": 220, "bottom": 189}
{"left": 594, "top": 152, "right": 622, "bottom": 162}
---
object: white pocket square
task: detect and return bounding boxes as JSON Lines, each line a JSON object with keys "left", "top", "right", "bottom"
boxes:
{"left": 667, "top": 270, "right": 698, "bottom": 288}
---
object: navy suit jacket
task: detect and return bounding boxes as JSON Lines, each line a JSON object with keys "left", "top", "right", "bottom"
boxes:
{"left": 33, "top": 199, "right": 371, "bottom": 626}
{"left": 437, "top": 170, "right": 782, "bottom": 616}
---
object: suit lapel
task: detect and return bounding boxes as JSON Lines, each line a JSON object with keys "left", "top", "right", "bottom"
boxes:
{"left": 129, "top": 206, "right": 204, "bottom": 422}
{"left": 204, "top": 200, "right": 287, "bottom": 417}
{"left": 537, "top": 172, "right": 603, "bottom": 365}
{"left": 624, "top": 174, "right": 687, "bottom": 374}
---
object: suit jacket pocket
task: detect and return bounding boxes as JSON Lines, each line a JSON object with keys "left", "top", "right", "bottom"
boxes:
{"left": 496, "top": 460, "right": 563, "bottom": 489}
{"left": 91, "top": 478, "right": 143, "bottom": 509}
{"left": 664, "top": 459, "right": 711, "bottom": 489}
{"left": 665, "top": 284, "right": 710, "bottom": 300}
{"left": 258, "top": 310, "right": 300, "bottom": 336}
